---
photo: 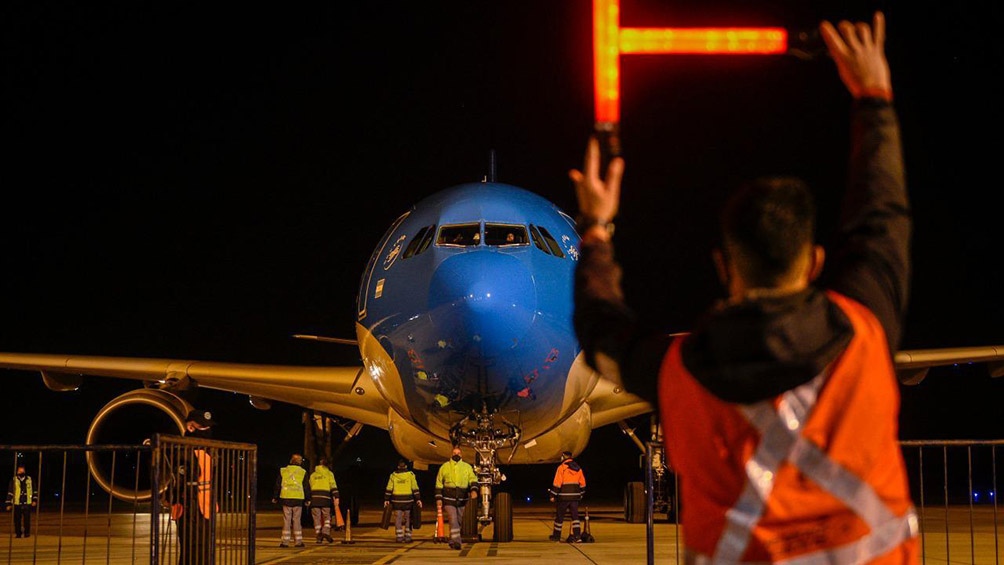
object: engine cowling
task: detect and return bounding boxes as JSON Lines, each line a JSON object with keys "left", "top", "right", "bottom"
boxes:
{"left": 85, "top": 388, "right": 194, "bottom": 502}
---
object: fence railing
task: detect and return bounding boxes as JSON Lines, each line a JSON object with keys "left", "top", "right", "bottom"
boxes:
{"left": 3, "top": 439, "right": 1000, "bottom": 564}
{"left": 3, "top": 436, "right": 256, "bottom": 565}
{"left": 900, "top": 439, "right": 1002, "bottom": 564}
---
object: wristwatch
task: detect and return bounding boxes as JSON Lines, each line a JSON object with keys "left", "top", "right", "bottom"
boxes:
{"left": 575, "top": 215, "right": 615, "bottom": 237}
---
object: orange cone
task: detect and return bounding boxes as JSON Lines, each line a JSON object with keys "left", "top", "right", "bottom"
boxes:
{"left": 341, "top": 508, "right": 355, "bottom": 544}
{"left": 335, "top": 502, "right": 345, "bottom": 530}
{"left": 435, "top": 506, "right": 446, "bottom": 543}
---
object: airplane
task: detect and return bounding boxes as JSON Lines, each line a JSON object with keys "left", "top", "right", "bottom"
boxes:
{"left": 2, "top": 165, "right": 1004, "bottom": 538}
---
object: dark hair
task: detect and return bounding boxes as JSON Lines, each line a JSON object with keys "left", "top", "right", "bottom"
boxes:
{"left": 720, "top": 176, "right": 816, "bottom": 287}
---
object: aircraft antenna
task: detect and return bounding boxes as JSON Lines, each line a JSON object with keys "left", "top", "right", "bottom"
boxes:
{"left": 486, "top": 149, "right": 497, "bottom": 183}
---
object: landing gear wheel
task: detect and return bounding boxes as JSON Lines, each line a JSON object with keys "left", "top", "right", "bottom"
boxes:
{"left": 624, "top": 481, "right": 646, "bottom": 523}
{"left": 492, "top": 492, "right": 513, "bottom": 542}
{"left": 461, "top": 498, "right": 479, "bottom": 541}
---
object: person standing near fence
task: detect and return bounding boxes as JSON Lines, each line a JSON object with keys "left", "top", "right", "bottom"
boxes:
{"left": 173, "top": 409, "right": 216, "bottom": 565}
{"left": 308, "top": 457, "right": 339, "bottom": 544}
{"left": 5, "top": 464, "right": 38, "bottom": 538}
{"left": 272, "top": 453, "right": 309, "bottom": 548}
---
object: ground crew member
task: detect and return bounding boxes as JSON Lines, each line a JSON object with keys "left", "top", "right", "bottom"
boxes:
{"left": 272, "top": 454, "right": 309, "bottom": 547}
{"left": 384, "top": 459, "right": 422, "bottom": 542}
{"left": 435, "top": 445, "right": 478, "bottom": 550}
{"left": 308, "top": 457, "right": 339, "bottom": 544}
{"left": 571, "top": 12, "right": 919, "bottom": 563}
{"left": 548, "top": 451, "right": 586, "bottom": 543}
{"left": 5, "top": 464, "right": 38, "bottom": 539}
{"left": 174, "top": 409, "right": 216, "bottom": 565}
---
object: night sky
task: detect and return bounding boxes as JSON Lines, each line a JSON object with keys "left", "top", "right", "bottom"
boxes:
{"left": 2, "top": 1, "right": 1002, "bottom": 502}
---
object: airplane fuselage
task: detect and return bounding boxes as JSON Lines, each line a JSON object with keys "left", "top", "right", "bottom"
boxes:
{"left": 356, "top": 182, "right": 597, "bottom": 462}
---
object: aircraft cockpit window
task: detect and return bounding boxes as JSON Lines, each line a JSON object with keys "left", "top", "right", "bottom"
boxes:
{"left": 437, "top": 224, "right": 481, "bottom": 247}
{"left": 484, "top": 224, "right": 528, "bottom": 246}
{"left": 536, "top": 226, "right": 565, "bottom": 258}
{"left": 529, "top": 225, "right": 550, "bottom": 255}
{"left": 415, "top": 224, "right": 437, "bottom": 255}
{"left": 403, "top": 225, "right": 431, "bottom": 259}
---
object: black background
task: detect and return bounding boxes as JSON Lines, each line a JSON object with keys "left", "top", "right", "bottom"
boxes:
{"left": 2, "top": 1, "right": 1002, "bottom": 504}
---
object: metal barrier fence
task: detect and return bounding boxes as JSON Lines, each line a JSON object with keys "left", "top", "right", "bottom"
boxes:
{"left": 2, "top": 435, "right": 256, "bottom": 564}
{"left": 901, "top": 439, "right": 1002, "bottom": 564}
{"left": 2, "top": 439, "right": 999, "bottom": 563}
{"left": 642, "top": 439, "right": 1002, "bottom": 565}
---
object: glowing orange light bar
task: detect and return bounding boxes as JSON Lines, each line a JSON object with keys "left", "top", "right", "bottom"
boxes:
{"left": 619, "top": 28, "right": 787, "bottom": 55}
{"left": 593, "top": 0, "right": 621, "bottom": 124}
{"left": 593, "top": 0, "right": 789, "bottom": 125}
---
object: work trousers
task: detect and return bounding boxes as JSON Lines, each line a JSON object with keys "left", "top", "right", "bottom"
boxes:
{"left": 552, "top": 498, "right": 581, "bottom": 538}
{"left": 394, "top": 506, "right": 413, "bottom": 541}
{"left": 443, "top": 504, "right": 463, "bottom": 545}
{"left": 311, "top": 506, "right": 331, "bottom": 537}
{"left": 12, "top": 505, "right": 31, "bottom": 537}
{"left": 176, "top": 510, "right": 214, "bottom": 565}
{"left": 282, "top": 505, "right": 304, "bottom": 544}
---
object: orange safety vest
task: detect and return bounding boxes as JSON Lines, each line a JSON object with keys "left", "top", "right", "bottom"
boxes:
{"left": 194, "top": 448, "right": 213, "bottom": 520}
{"left": 659, "top": 291, "right": 918, "bottom": 564}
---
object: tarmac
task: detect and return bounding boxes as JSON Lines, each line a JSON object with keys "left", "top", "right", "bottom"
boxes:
{"left": 3, "top": 502, "right": 1001, "bottom": 564}
{"left": 254, "top": 503, "right": 681, "bottom": 564}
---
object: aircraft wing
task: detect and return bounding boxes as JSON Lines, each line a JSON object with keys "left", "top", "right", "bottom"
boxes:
{"left": 894, "top": 345, "right": 1004, "bottom": 385}
{"left": 586, "top": 372, "right": 655, "bottom": 429}
{"left": 0, "top": 352, "right": 391, "bottom": 430}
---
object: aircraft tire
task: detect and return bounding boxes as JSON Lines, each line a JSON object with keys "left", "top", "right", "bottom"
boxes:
{"left": 492, "top": 492, "right": 513, "bottom": 542}
{"left": 461, "top": 498, "right": 479, "bottom": 541}
{"left": 624, "top": 481, "right": 646, "bottom": 523}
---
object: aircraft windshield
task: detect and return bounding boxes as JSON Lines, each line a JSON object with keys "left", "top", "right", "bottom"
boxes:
{"left": 485, "top": 224, "right": 528, "bottom": 246}
{"left": 437, "top": 224, "right": 481, "bottom": 247}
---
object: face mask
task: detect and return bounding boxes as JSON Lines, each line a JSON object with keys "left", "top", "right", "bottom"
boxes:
{"left": 187, "top": 428, "right": 213, "bottom": 439}
{"left": 451, "top": 455, "right": 461, "bottom": 462}
{"left": 16, "top": 473, "right": 25, "bottom": 478}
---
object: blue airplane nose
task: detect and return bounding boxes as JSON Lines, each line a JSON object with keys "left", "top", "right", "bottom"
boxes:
{"left": 428, "top": 252, "right": 536, "bottom": 356}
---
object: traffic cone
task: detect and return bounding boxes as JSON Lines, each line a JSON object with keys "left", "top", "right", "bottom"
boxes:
{"left": 341, "top": 508, "right": 355, "bottom": 544}
{"left": 434, "top": 506, "right": 446, "bottom": 543}
{"left": 581, "top": 506, "right": 595, "bottom": 543}
{"left": 335, "top": 502, "right": 345, "bottom": 530}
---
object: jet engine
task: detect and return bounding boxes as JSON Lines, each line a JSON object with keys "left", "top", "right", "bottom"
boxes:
{"left": 84, "top": 388, "right": 194, "bottom": 502}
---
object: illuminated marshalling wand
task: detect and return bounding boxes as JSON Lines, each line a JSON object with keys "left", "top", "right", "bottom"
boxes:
{"left": 592, "top": 0, "right": 790, "bottom": 161}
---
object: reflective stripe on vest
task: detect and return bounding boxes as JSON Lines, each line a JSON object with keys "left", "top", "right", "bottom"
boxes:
{"left": 280, "top": 465, "right": 306, "bottom": 500}
{"left": 703, "top": 373, "right": 918, "bottom": 564}
{"left": 662, "top": 291, "right": 918, "bottom": 564}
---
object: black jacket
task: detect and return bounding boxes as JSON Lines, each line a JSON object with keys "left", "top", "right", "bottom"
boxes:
{"left": 574, "top": 98, "right": 909, "bottom": 406}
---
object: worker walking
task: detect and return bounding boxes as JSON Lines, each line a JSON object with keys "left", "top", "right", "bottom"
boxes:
{"left": 308, "top": 457, "right": 339, "bottom": 544}
{"left": 272, "top": 454, "right": 309, "bottom": 548}
{"left": 384, "top": 459, "right": 422, "bottom": 542}
{"left": 548, "top": 451, "right": 586, "bottom": 543}
{"left": 435, "top": 445, "right": 478, "bottom": 550}
{"left": 5, "top": 465, "right": 38, "bottom": 538}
